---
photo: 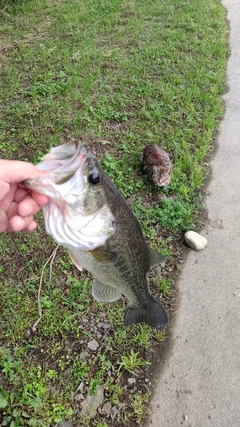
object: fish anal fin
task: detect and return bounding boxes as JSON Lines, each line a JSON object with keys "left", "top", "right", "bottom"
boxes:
{"left": 92, "top": 279, "right": 121, "bottom": 302}
{"left": 68, "top": 251, "right": 83, "bottom": 271}
{"left": 149, "top": 247, "right": 165, "bottom": 268}
{"left": 124, "top": 296, "right": 168, "bottom": 328}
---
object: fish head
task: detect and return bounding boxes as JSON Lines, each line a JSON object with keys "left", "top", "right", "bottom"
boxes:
{"left": 24, "top": 140, "right": 116, "bottom": 250}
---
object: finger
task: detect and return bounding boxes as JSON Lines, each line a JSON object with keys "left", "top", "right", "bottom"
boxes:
{"left": 15, "top": 188, "right": 49, "bottom": 205}
{"left": 6, "top": 200, "right": 19, "bottom": 219}
{"left": 0, "top": 180, "right": 10, "bottom": 201}
{"left": 31, "top": 191, "right": 49, "bottom": 206}
{"left": 14, "top": 187, "right": 29, "bottom": 203}
{"left": 0, "top": 160, "right": 44, "bottom": 184}
{"left": 9, "top": 215, "right": 35, "bottom": 232}
{"left": 24, "top": 220, "right": 38, "bottom": 233}
{"left": 0, "top": 209, "right": 8, "bottom": 232}
{"left": 0, "top": 183, "right": 17, "bottom": 206}
{"left": 18, "top": 197, "right": 40, "bottom": 217}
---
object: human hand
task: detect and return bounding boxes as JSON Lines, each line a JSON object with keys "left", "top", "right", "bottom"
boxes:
{"left": 0, "top": 160, "right": 49, "bottom": 233}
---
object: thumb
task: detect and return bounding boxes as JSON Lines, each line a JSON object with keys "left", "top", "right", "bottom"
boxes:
{"left": 0, "top": 160, "right": 43, "bottom": 184}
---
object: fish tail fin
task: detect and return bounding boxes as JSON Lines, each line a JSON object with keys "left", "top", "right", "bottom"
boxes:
{"left": 124, "top": 296, "right": 168, "bottom": 328}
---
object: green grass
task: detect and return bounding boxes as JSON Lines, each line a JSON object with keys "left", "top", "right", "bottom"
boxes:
{"left": 0, "top": 0, "right": 227, "bottom": 425}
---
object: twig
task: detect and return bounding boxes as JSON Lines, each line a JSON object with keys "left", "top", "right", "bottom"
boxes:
{"left": 32, "top": 245, "right": 59, "bottom": 332}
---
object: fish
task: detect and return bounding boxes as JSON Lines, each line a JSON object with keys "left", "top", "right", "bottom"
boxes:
{"left": 140, "top": 144, "right": 172, "bottom": 186}
{"left": 24, "top": 140, "right": 168, "bottom": 328}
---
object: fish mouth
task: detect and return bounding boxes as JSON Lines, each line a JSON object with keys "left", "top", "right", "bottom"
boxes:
{"left": 37, "top": 139, "right": 87, "bottom": 173}
{"left": 24, "top": 140, "right": 87, "bottom": 197}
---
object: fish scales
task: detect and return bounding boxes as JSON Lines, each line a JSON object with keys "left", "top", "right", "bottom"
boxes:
{"left": 24, "top": 140, "right": 168, "bottom": 328}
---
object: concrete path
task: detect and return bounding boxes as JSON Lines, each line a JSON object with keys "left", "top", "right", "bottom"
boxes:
{"left": 145, "top": 1, "right": 240, "bottom": 426}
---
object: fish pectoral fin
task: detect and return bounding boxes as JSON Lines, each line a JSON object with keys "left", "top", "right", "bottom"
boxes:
{"left": 68, "top": 251, "right": 83, "bottom": 271}
{"left": 149, "top": 247, "right": 165, "bottom": 269}
{"left": 90, "top": 247, "right": 118, "bottom": 263}
{"left": 92, "top": 279, "right": 121, "bottom": 302}
{"left": 124, "top": 296, "right": 168, "bottom": 328}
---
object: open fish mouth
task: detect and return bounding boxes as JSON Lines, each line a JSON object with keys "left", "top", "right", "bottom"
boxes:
{"left": 25, "top": 140, "right": 88, "bottom": 198}
{"left": 37, "top": 139, "right": 87, "bottom": 173}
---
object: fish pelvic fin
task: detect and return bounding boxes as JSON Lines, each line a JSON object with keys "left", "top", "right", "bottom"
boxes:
{"left": 124, "top": 296, "right": 168, "bottom": 328}
{"left": 149, "top": 247, "right": 166, "bottom": 269}
{"left": 92, "top": 279, "right": 121, "bottom": 302}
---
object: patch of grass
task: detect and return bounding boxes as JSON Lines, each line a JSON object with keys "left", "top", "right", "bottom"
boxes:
{"left": 0, "top": 0, "right": 227, "bottom": 426}
{"left": 117, "top": 349, "right": 150, "bottom": 375}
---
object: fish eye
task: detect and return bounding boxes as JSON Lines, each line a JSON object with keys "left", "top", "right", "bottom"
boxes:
{"left": 88, "top": 170, "right": 100, "bottom": 185}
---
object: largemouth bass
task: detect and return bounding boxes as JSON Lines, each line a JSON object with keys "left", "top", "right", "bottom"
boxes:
{"left": 25, "top": 140, "right": 168, "bottom": 328}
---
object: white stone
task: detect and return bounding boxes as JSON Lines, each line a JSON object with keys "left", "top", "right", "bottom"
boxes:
{"left": 87, "top": 340, "right": 99, "bottom": 351}
{"left": 127, "top": 377, "right": 136, "bottom": 385}
{"left": 184, "top": 231, "right": 207, "bottom": 251}
{"left": 79, "top": 351, "right": 88, "bottom": 361}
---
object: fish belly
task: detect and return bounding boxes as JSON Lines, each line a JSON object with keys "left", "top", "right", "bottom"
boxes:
{"left": 68, "top": 247, "right": 123, "bottom": 291}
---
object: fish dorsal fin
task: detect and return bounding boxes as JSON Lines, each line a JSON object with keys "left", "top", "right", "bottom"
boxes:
{"left": 149, "top": 247, "right": 165, "bottom": 268}
{"left": 92, "top": 279, "right": 121, "bottom": 302}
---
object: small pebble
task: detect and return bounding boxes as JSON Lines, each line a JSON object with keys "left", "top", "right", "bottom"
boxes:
{"left": 57, "top": 421, "right": 73, "bottom": 427}
{"left": 80, "top": 351, "right": 88, "bottom": 362}
{"left": 76, "top": 381, "right": 85, "bottom": 392}
{"left": 24, "top": 328, "right": 33, "bottom": 339}
{"left": 75, "top": 393, "right": 84, "bottom": 401}
{"left": 184, "top": 231, "right": 207, "bottom": 251}
{"left": 101, "top": 401, "right": 112, "bottom": 414}
{"left": 87, "top": 340, "right": 99, "bottom": 351}
{"left": 127, "top": 377, "right": 136, "bottom": 385}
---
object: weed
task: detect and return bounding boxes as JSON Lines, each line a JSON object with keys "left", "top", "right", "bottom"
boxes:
{"left": 153, "top": 330, "right": 166, "bottom": 342}
{"left": 117, "top": 349, "right": 150, "bottom": 375}
{"left": 45, "top": 369, "right": 58, "bottom": 380}
{"left": 1, "top": 353, "right": 21, "bottom": 382}
{"left": 132, "top": 392, "right": 150, "bottom": 423}
{"left": 104, "top": 380, "right": 123, "bottom": 405}
{"left": 159, "top": 278, "right": 171, "bottom": 295}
